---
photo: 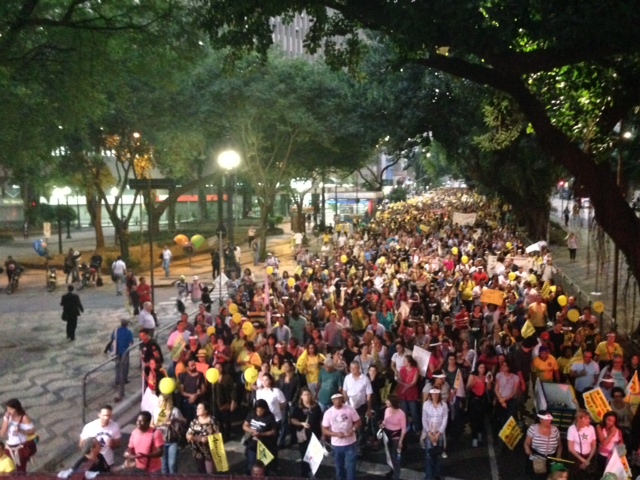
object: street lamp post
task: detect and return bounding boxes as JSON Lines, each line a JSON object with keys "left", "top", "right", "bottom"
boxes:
{"left": 62, "top": 186, "right": 72, "bottom": 239}
{"left": 217, "top": 150, "right": 241, "bottom": 251}
{"left": 52, "top": 188, "right": 64, "bottom": 254}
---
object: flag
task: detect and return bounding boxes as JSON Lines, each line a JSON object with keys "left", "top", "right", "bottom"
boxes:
{"left": 627, "top": 371, "right": 640, "bottom": 395}
{"left": 521, "top": 320, "right": 536, "bottom": 339}
{"left": 303, "top": 434, "right": 325, "bottom": 475}
{"left": 604, "top": 444, "right": 631, "bottom": 479}
{"left": 256, "top": 440, "right": 275, "bottom": 466}
{"left": 208, "top": 433, "right": 229, "bottom": 472}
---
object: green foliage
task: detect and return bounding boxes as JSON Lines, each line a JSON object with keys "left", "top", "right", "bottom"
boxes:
{"left": 386, "top": 187, "right": 408, "bottom": 203}
{"left": 26, "top": 204, "right": 76, "bottom": 225}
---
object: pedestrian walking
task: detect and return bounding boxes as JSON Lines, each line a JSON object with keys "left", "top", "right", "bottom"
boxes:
{"left": 251, "top": 238, "right": 260, "bottom": 266}
{"left": 210, "top": 250, "right": 221, "bottom": 278}
{"left": 112, "top": 319, "right": 134, "bottom": 402}
{"left": 566, "top": 231, "right": 579, "bottom": 262}
{"left": 111, "top": 256, "right": 127, "bottom": 296}
{"left": 562, "top": 206, "right": 570, "bottom": 227}
{"left": 161, "top": 245, "right": 172, "bottom": 278}
{"left": 60, "top": 284, "right": 84, "bottom": 341}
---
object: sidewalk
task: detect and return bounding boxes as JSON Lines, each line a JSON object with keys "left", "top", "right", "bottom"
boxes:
{"left": 548, "top": 196, "right": 636, "bottom": 333}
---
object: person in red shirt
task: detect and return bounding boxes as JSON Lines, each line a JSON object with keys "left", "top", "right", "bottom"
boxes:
{"left": 454, "top": 305, "right": 470, "bottom": 342}
{"left": 137, "top": 277, "right": 152, "bottom": 305}
{"left": 472, "top": 266, "right": 489, "bottom": 285}
{"left": 124, "top": 411, "right": 164, "bottom": 473}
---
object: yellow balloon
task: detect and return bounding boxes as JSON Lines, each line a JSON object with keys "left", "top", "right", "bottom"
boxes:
{"left": 287, "top": 278, "right": 295, "bottom": 287}
{"left": 451, "top": 247, "right": 459, "bottom": 256}
{"left": 266, "top": 266, "right": 274, "bottom": 275}
{"left": 307, "top": 268, "right": 314, "bottom": 275}
{"left": 379, "top": 257, "right": 387, "bottom": 264}
{"left": 242, "top": 322, "right": 255, "bottom": 336}
{"left": 461, "top": 255, "right": 469, "bottom": 264}
{"left": 593, "top": 301, "right": 605, "bottom": 314}
{"left": 557, "top": 295, "right": 567, "bottom": 307}
{"left": 508, "top": 272, "right": 517, "bottom": 281}
{"left": 244, "top": 366, "right": 259, "bottom": 385}
{"left": 567, "top": 309, "right": 580, "bottom": 323}
{"left": 506, "top": 242, "right": 513, "bottom": 249}
{"left": 158, "top": 377, "right": 176, "bottom": 396}
{"left": 229, "top": 304, "right": 238, "bottom": 314}
{"left": 207, "top": 326, "right": 216, "bottom": 336}
{"left": 205, "top": 368, "right": 220, "bottom": 384}
{"left": 232, "top": 312, "right": 242, "bottom": 324}
{"left": 341, "top": 255, "right": 348, "bottom": 264}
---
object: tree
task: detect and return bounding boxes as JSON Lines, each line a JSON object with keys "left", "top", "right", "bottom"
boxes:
{"left": 185, "top": 53, "right": 375, "bottom": 257}
{"left": 190, "top": 0, "right": 640, "bottom": 285}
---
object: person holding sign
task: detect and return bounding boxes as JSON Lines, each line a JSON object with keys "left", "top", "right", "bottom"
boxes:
{"left": 242, "top": 399, "right": 277, "bottom": 476}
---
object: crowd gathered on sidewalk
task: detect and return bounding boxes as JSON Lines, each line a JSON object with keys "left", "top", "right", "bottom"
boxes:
{"left": 4, "top": 189, "right": 640, "bottom": 480}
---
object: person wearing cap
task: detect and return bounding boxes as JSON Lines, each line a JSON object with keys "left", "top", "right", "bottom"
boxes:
{"left": 321, "top": 392, "right": 360, "bottom": 480}
{"left": 420, "top": 387, "right": 448, "bottom": 480}
{"left": 594, "top": 332, "right": 623, "bottom": 369}
{"left": 111, "top": 318, "right": 134, "bottom": 402}
{"left": 566, "top": 409, "right": 596, "bottom": 477}
{"left": 532, "top": 346, "right": 560, "bottom": 383}
{"left": 524, "top": 410, "right": 562, "bottom": 478}
{"left": 422, "top": 370, "right": 450, "bottom": 403}
{"left": 242, "top": 399, "right": 278, "bottom": 476}
{"left": 194, "top": 349, "right": 210, "bottom": 375}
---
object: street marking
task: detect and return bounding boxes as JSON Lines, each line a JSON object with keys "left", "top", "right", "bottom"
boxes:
{"left": 485, "top": 417, "right": 500, "bottom": 480}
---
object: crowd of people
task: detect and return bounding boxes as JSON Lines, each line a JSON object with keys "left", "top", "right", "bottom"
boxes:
{"left": 4, "top": 189, "right": 640, "bottom": 480}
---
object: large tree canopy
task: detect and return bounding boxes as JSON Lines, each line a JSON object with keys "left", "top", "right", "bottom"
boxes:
{"left": 191, "top": 0, "right": 640, "bottom": 288}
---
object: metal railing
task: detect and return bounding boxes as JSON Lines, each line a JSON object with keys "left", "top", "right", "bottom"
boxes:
{"left": 81, "top": 306, "right": 197, "bottom": 424}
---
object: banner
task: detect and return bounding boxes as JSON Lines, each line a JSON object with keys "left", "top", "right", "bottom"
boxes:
{"left": 412, "top": 345, "right": 432, "bottom": 377}
{"left": 207, "top": 433, "right": 229, "bottom": 472}
{"left": 498, "top": 416, "right": 523, "bottom": 450}
{"left": 256, "top": 439, "right": 275, "bottom": 466}
{"left": 303, "top": 433, "right": 325, "bottom": 476}
{"left": 452, "top": 212, "right": 477, "bottom": 226}
{"left": 583, "top": 387, "right": 612, "bottom": 423}
{"left": 487, "top": 255, "right": 534, "bottom": 275}
{"left": 480, "top": 288, "right": 504, "bottom": 306}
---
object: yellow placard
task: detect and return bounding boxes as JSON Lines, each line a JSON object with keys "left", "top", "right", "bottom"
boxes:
{"left": 480, "top": 288, "right": 504, "bottom": 306}
{"left": 208, "top": 433, "right": 229, "bottom": 472}
{"left": 498, "top": 416, "right": 523, "bottom": 450}
{"left": 583, "top": 388, "right": 612, "bottom": 423}
{"left": 257, "top": 440, "right": 275, "bottom": 466}
{"left": 521, "top": 320, "right": 536, "bottom": 339}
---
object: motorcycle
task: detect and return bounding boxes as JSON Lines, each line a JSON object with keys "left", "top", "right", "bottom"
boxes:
{"left": 46, "top": 266, "right": 57, "bottom": 292}
{"left": 6, "top": 266, "right": 23, "bottom": 294}
{"left": 77, "top": 263, "right": 95, "bottom": 291}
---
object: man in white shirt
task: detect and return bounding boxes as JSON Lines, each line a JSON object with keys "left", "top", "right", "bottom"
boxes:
{"left": 79, "top": 406, "right": 122, "bottom": 466}
{"left": 111, "top": 256, "right": 127, "bottom": 296}
{"left": 341, "top": 361, "right": 373, "bottom": 449}
{"left": 139, "top": 301, "right": 156, "bottom": 337}
{"left": 161, "top": 246, "right": 172, "bottom": 278}
{"left": 570, "top": 350, "right": 600, "bottom": 408}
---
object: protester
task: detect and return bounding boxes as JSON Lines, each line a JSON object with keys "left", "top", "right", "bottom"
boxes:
{"left": 1, "top": 398, "right": 37, "bottom": 472}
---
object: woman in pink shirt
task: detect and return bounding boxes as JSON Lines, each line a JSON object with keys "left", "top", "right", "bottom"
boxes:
{"left": 381, "top": 394, "right": 406, "bottom": 480}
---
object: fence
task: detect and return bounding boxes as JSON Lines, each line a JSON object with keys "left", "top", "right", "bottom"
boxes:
{"left": 81, "top": 306, "right": 197, "bottom": 424}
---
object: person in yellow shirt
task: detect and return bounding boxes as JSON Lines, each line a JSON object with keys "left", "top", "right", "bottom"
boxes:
{"left": 0, "top": 441, "right": 16, "bottom": 474}
{"left": 458, "top": 274, "right": 475, "bottom": 311}
{"left": 527, "top": 294, "right": 548, "bottom": 334}
{"left": 532, "top": 346, "right": 560, "bottom": 382}
{"left": 594, "top": 332, "right": 624, "bottom": 368}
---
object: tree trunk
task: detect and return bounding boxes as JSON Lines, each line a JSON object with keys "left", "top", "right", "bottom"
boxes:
{"left": 515, "top": 203, "right": 550, "bottom": 241}
{"left": 86, "top": 194, "right": 105, "bottom": 248}
{"left": 167, "top": 187, "right": 176, "bottom": 232}
{"left": 258, "top": 198, "right": 274, "bottom": 261}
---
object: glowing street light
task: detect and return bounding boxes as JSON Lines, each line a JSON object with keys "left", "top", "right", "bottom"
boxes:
{"left": 217, "top": 150, "right": 241, "bottom": 252}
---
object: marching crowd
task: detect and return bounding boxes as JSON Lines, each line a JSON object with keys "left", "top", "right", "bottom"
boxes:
{"left": 3, "top": 189, "right": 640, "bottom": 480}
